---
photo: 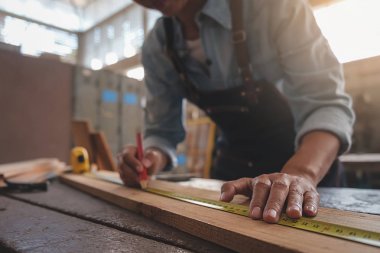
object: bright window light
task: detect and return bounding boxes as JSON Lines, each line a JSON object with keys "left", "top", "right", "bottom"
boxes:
{"left": 314, "top": 0, "right": 380, "bottom": 63}
{"left": 0, "top": 15, "right": 77, "bottom": 62}
{"left": 124, "top": 44, "right": 137, "bottom": 58}
{"left": 105, "top": 52, "right": 118, "bottom": 65}
{"left": 2, "top": 16, "right": 27, "bottom": 46}
{"left": 21, "top": 23, "right": 55, "bottom": 56}
{"left": 126, "top": 66, "right": 145, "bottom": 81}
{"left": 91, "top": 58, "right": 103, "bottom": 70}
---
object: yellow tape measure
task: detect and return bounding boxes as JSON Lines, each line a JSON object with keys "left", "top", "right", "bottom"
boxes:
{"left": 146, "top": 187, "right": 380, "bottom": 248}
{"left": 85, "top": 172, "right": 380, "bottom": 248}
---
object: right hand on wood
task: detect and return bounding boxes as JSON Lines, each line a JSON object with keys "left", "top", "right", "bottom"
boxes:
{"left": 219, "top": 174, "right": 319, "bottom": 223}
{"left": 117, "top": 145, "right": 168, "bottom": 188}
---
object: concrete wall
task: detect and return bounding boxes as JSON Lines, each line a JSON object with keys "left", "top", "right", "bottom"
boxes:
{"left": 0, "top": 49, "right": 73, "bottom": 164}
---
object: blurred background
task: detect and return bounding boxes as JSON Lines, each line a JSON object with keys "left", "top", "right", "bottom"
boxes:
{"left": 0, "top": 0, "right": 379, "bottom": 188}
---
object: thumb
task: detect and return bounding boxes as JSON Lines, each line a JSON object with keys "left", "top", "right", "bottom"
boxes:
{"left": 143, "top": 150, "right": 160, "bottom": 174}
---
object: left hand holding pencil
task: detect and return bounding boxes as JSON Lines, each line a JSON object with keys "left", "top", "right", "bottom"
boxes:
{"left": 117, "top": 145, "right": 168, "bottom": 188}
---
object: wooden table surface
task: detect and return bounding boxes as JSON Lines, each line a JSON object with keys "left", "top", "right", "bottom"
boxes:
{"left": 0, "top": 179, "right": 379, "bottom": 253}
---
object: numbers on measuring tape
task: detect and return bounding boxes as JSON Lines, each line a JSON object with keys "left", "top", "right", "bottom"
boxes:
{"left": 84, "top": 173, "right": 380, "bottom": 249}
{"left": 145, "top": 187, "right": 380, "bottom": 248}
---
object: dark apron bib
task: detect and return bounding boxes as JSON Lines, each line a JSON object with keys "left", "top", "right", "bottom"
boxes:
{"left": 162, "top": 1, "right": 344, "bottom": 186}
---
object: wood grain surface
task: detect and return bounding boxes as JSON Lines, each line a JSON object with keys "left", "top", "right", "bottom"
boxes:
{"left": 60, "top": 172, "right": 380, "bottom": 253}
{"left": 4, "top": 180, "right": 232, "bottom": 253}
{"left": 91, "top": 132, "right": 117, "bottom": 171}
{"left": 0, "top": 196, "right": 191, "bottom": 253}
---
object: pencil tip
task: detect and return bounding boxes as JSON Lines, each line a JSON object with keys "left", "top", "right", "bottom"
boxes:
{"left": 140, "top": 180, "right": 148, "bottom": 189}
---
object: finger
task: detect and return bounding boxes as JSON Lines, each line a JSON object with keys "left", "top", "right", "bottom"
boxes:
{"left": 303, "top": 191, "right": 320, "bottom": 217}
{"left": 286, "top": 183, "right": 304, "bottom": 219}
{"left": 220, "top": 178, "right": 253, "bottom": 202}
{"left": 120, "top": 146, "right": 143, "bottom": 173}
{"left": 263, "top": 179, "right": 290, "bottom": 223}
{"left": 119, "top": 163, "right": 140, "bottom": 188}
{"left": 120, "top": 163, "right": 140, "bottom": 187}
{"left": 249, "top": 176, "right": 271, "bottom": 219}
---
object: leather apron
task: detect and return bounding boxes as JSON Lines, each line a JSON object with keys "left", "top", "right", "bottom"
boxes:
{"left": 162, "top": 0, "right": 344, "bottom": 186}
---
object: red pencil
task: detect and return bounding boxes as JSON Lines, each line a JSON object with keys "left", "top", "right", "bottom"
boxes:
{"left": 136, "top": 132, "right": 148, "bottom": 189}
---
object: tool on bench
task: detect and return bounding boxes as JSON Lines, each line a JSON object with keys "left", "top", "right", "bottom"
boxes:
{"left": 71, "top": 146, "right": 90, "bottom": 174}
{"left": 2, "top": 175, "right": 49, "bottom": 192}
{"left": 83, "top": 171, "right": 380, "bottom": 248}
{"left": 71, "top": 120, "right": 117, "bottom": 172}
{"left": 0, "top": 159, "right": 68, "bottom": 192}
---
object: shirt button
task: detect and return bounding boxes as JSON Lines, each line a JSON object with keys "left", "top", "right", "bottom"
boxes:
{"left": 241, "top": 91, "right": 246, "bottom": 96}
{"left": 248, "top": 162, "right": 253, "bottom": 167}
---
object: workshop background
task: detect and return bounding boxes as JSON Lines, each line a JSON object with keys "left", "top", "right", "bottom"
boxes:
{"left": 0, "top": 0, "right": 379, "bottom": 187}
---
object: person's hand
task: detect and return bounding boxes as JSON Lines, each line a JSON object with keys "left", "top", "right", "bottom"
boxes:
{"left": 117, "top": 146, "right": 168, "bottom": 187}
{"left": 219, "top": 173, "right": 319, "bottom": 223}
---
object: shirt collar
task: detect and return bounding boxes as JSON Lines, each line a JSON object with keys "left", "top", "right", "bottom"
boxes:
{"left": 200, "top": 0, "right": 231, "bottom": 30}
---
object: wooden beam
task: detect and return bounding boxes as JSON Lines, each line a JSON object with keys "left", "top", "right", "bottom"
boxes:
{"left": 71, "top": 120, "right": 95, "bottom": 163}
{"left": 309, "top": 0, "right": 342, "bottom": 7}
{"left": 104, "top": 54, "right": 141, "bottom": 73}
{"left": 91, "top": 132, "right": 117, "bottom": 171}
{"left": 60, "top": 172, "right": 380, "bottom": 253}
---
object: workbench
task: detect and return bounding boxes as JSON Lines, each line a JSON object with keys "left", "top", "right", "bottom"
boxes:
{"left": 1, "top": 179, "right": 379, "bottom": 253}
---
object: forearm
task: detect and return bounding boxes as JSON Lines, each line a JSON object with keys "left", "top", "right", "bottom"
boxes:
{"left": 281, "top": 131, "right": 340, "bottom": 185}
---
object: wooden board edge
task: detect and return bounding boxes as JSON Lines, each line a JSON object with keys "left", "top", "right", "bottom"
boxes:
{"left": 59, "top": 174, "right": 380, "bottom": 253}
{"left": 59, "top": 174, "right": 296, "bottom": 253}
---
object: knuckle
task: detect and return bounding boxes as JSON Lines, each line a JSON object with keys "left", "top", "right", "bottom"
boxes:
{"left": 250, "top": 178, "right": 258, "bottom": 186}
{"left": 292, "top": 177, "right": 302, "bottom": 185}
{"left": 304, "top": 191, "right": 319, "bottom": 203}
{"left": 257, "top": 174, "right": 270, "bottom": 181}
{"left": 253, "top": 175, "right": 271, "bottom": 185}
{"left": 255, "top": 181, "right": 271, "bottom": 191}
{"left": 288, "top": 187, "right": 303, "bottom": 198}
{"left": 251, "top": 198, "right": 266, "bottom": 208}
{"left": 267, "top": 201, "right": 283, "bottom": 212}
{"left": 272, "top": 180, "right": 289, "bottom": 190}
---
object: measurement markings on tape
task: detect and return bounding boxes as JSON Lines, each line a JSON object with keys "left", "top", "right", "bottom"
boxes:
{"left": 146, "top": 187, "right": 380, "bottom": 248}
{"left": 85, "top": 172, "right": 380, "bottom": 248}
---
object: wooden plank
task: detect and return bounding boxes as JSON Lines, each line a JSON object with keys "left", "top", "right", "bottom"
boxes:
{"left": 0, "top": 158, "right": 67, "bottom": 180}
{"left": 60, "top": 172, "right": 380, "bottom": 253}
{"left": 5, "top": 180, "right": 232, "bottom": 253}
{"left": 71, "top": 120, "right": 95, "bottom": 163}
{"left": 91, "top": 132, "right": 117, "bottom": 171}
{"left": 308, "top": 0, "right": 341, "bottom": 7}
{"left": 0, "top": 196, "right": 193, "bottom": 253}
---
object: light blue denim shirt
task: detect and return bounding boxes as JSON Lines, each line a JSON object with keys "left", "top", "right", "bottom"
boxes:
{"left": 141, "top": 0, "right": 355, "bottom": 167}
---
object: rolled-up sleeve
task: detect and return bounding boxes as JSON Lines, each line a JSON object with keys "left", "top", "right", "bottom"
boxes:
{"left": 268, "top": 0, "right": 355, "bottom": 154}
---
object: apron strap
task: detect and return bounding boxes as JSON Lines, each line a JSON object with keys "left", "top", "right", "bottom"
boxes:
{"left": 229, "top": 0, "right": 261, "bottom": 102}
{"left": 163, "top": 17, "right": 200, "bottom": 102}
